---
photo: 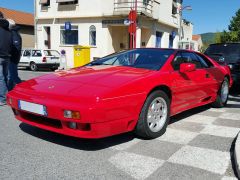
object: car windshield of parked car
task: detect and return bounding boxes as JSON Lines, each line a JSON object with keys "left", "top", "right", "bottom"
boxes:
{"left": 44, "top": 50, "right": 60, "bottom": 57}
{"left": 88, "top": 49, "right": 174, "bottom": 70}
{"left": 205, "top": 44, "right": 240, "bottom": 63}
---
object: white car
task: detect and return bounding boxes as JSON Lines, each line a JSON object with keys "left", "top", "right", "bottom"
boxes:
{"left": 19, "top": 49, "right": 60, "bottom": 71}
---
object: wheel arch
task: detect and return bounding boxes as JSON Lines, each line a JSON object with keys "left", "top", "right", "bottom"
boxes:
{"left": 225, "top": 74, "right": 230, "bottom": 82}
{"left": 147, "top": 85, "right": 172, "bottom": 102}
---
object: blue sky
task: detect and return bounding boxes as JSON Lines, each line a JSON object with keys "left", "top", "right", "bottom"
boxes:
{"left": 0, "top": 0, "right": 239, "bottom": 34}
{"left": 183, "top": 0, "right": 240, "bottom": 34}
{"left": 0, "top": 0, "right": 33, "bottom": 13}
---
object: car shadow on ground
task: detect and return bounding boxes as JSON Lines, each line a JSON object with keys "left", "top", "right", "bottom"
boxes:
{"left": 19, "top": 105, "right": 210, "bottom": 151}
{"left": 19, "top": 123, "right": 136, "bottom": 151}
{"left": 19, "top": 89, "right": 240, "bottom": 151}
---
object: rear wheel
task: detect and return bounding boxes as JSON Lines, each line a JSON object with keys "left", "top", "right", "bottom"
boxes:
{"left": 212, "top": 77, "right": 229, "bottom": 108}
{"left": 30, "top": 62, "right": 38, "bottom": 71}
{"left": 135, "top": 90, "right": 170, "bottom": 139}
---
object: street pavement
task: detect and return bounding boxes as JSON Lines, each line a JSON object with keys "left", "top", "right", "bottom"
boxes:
{"left": 0, "top": 70, "right": 240, "bottom": 180}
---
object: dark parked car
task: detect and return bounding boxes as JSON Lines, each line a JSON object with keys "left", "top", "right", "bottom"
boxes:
{"left": 204, "top": 43, "right": 240, "bottom": 84}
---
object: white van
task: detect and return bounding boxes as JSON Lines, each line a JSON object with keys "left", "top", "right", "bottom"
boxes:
{"left": 19, "top": 49, "right": 60, "bottom": 71}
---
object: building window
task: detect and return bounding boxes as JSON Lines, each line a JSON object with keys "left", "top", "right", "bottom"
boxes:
{"left": 172, "top": 2, "right": 178, "bottom": 15}
{"left": 57, "top": 0, "right": 78, "bottom": 5}
{"left": 155, "top": 31, "right": 163, "bottom": 48}
{"left": 143, "top": 0, "right": 150, "bottom": 6}
{"left": 40, "top": 0, "right": 50, "bottom": 6}
{"left": 89, "top": 25, "right": 96, "bottom": 46}
{"left": 169, "top": 35, "right": 174, "bottom": 48}
{"left": 60, "top": 25, "right": 78, "bottom": 45}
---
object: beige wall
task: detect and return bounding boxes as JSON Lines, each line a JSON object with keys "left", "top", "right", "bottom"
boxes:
{"left": 36, "top": 0, "right": 180, "bottom": 28}
{"left": 19, "top": 25, "right": 34, "bottom": 48}
{"left": 109, "top": 26, "right": 129, "bottom": 52}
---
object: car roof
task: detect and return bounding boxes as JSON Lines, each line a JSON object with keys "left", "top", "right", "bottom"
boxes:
{"left": 209, "top": 42, "right": 240, "bottom": 46}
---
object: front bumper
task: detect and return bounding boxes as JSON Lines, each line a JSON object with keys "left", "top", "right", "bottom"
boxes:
{"left": 6, "top": 92, "right": 137, "bottom": 139}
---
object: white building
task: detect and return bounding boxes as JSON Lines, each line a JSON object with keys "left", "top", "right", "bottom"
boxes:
{"left": 178, "top": 19, "right": 194, "bottom": 50}
{"left": 35, "top": 0, "right": 189, "bottom": 68}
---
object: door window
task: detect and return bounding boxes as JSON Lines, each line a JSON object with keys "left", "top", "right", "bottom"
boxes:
{"left": 195, "top": 53, "right": 213, "bottom": 68}
{"left": 32, "top": 50, "right": 42, "bottom": 57}
{"left": 181, "top": 52, "right": 204, "bottom": 69}
{"left": 172, "top": 52, "right": 184, "bottom": 71}
{"left": 23, "top": 50, "right": 31, "bottom": 57}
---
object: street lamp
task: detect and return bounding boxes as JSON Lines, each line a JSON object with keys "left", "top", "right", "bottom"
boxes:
{"left": 179, "top": 5, "right": 192, "bottom": 42}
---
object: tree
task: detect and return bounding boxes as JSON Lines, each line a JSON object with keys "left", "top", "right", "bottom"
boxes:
{"left": 220, "top": 8, "right": 240, "bottom": 42}
{"left": 228, "top": 9, "right": 240, "bottom": 32}
{"left": 215, "top": 32, "right": 222, "bottom": 43}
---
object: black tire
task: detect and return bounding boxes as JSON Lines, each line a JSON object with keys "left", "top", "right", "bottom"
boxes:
{"left": 50, "top": 67, "right": 57, "bottom": 71}
{"left": 135, "top": 90, "right": 170, "bottom": 139}
{"left": 212, "top": 77, "right": 229, "bottom": 108}
{"left": 30, "top": 62, "right": 38, "bottom": 71}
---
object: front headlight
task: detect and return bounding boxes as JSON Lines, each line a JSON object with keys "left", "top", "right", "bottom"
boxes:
{"left": 63, "top": 110, "right": 81, "bottom": 119}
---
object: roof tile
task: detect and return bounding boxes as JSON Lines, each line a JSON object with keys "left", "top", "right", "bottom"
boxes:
{"left": 0, "top": 7, "right": 34, "bottom": 26}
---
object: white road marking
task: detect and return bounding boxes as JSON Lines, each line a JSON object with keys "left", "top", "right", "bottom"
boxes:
{"left": 168, "top": 146, "right": 230, "bottom": 175}
{"left": 157, "top": 128, "right": 199, "bottom": 145}
{"left": 201, "top": 125, "right": 240, "bottom": 138}
{"left": 109, "top": 152, "right": 164, "bottom": 180}
{"left": 220, "top": 113, "right": 240, "bottom": 121}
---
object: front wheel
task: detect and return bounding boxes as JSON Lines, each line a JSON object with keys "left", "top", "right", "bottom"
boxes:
{"left": 135, "top": 90, "right": 170, "bottom": 139}
{"left": 212, "top": 78, "right": 229, "bottom": 108}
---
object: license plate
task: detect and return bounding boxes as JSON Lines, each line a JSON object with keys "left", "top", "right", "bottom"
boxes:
{"left": 18, "top": 100, "right": 47, "bottom": 116}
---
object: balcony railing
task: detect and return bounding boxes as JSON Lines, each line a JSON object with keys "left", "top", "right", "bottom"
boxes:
{"left": 114, "top": 0, "right": 154, "bottom": 17}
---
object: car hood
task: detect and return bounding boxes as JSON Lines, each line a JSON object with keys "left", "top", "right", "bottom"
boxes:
{"left": 38, "top": 65, "right": 153, "bottom": 87}
{"left": 14, "top": 65, "right": 154, "bottom": 99}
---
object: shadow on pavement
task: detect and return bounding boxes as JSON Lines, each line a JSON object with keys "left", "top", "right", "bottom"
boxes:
{"left": 19, "top": 123, "right": 135, "bottom": 151}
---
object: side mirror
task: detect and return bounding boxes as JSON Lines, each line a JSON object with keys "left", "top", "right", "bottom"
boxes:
{"left": 180, "top": 63, "right": 196, "bottom": 73}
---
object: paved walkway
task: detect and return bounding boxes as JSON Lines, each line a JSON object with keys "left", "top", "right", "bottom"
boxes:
{"left": 0, "top": 70, "right": 239, "bottom": 179}
{"left": 107, "top": 99, "right": 240, "bottom": 179}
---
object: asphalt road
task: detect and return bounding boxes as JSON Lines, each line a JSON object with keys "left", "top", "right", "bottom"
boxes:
{"left": 0, "top": 69, "right": 240, "bottom": 180}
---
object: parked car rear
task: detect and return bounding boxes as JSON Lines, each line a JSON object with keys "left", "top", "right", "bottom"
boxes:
{"left": 19, "top": 49, "right": 60, "bottom": 71}
{"left": 204, "top": 43, "right": 240, "bottom": 84}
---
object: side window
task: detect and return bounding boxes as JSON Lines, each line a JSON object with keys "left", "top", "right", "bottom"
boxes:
{"left": 32, "top": 50, "right": 42, "bottom": 57}
{"left": 172, "top": 53, "right": 183, "bottom": 71}
{"left": 182, "top": 52, "right": 203, "bottom": 69}
{"left": 23, "top": 50, "right": 31, "bottom": 57}
{"left": 195, "top": 53, "right": 213, "bottom": 68}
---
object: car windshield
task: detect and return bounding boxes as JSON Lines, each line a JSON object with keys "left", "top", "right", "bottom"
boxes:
{"left": 205, "top": 44, "right": 240, "bottom": 63}
{"left": 87, "top": 49, "right": 174, "bottom": 70}
{"left": 44, "top": 50, "right": 60, "bottom": 57}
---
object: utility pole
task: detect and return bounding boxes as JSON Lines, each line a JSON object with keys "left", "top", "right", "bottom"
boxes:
{"left": 128, "top": 0, "right": 137, "bottom": 49}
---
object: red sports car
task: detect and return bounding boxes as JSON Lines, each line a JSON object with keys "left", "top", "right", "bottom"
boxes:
{"left": 7, "top": 49, "right": 232, "bottom": 139}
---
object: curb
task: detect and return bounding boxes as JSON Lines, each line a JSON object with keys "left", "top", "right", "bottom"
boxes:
{"left": 234, "top": 132, "right": 240, "bottom": 179}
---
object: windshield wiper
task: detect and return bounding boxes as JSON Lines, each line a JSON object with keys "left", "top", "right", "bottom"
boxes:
{"left": 89, "top": 61, "right": 103, "bottom": 66}
{"left": 89, "top": 61, "right": 112, "bottom": 66}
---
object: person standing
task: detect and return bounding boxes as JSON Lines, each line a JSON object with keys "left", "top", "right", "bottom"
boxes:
{"left": 0, "top": 12, "right": 12, "bottom": 106}
{"left": 7, "top": 19, "right": 22, "bottom": 91}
